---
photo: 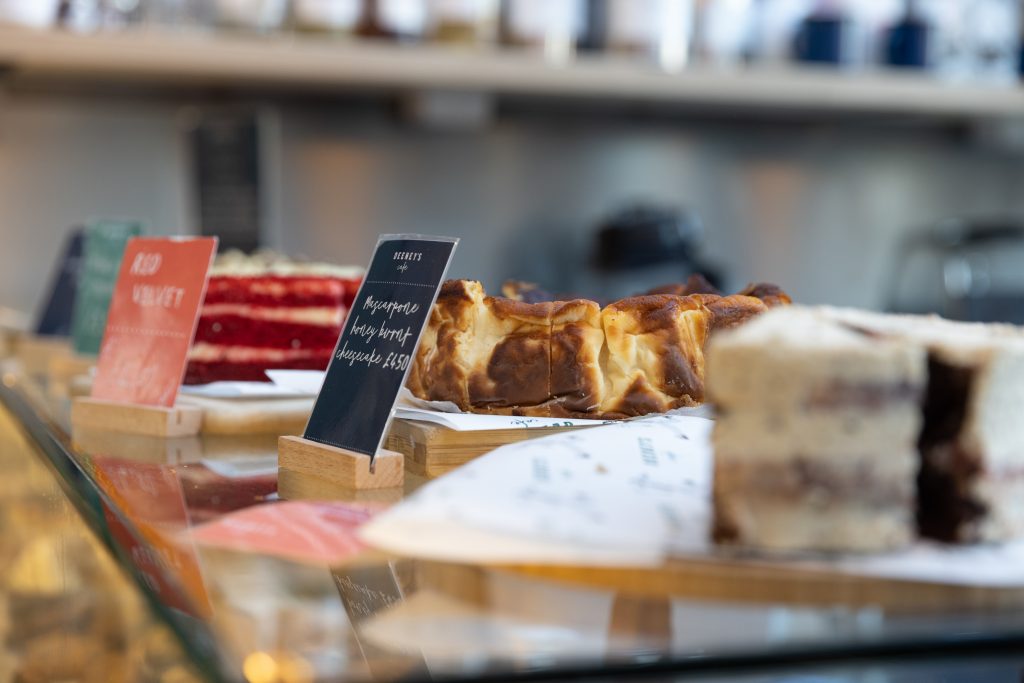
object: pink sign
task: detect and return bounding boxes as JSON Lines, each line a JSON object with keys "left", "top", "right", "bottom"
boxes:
{"left": 91, "top": 236, "right": 217, "bottom": 407}
{"left": 190, "top": 501, "right": 384, "bottom": 565}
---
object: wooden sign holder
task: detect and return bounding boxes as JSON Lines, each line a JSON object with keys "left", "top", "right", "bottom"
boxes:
{"left": 278, "top": 466, "right": 405, "bottom": 503}
{"left": 278, "top": 436, "right": 403, "bottom": 491}
{"left": 71, "top": 397, "right": 203, "bottom": 437}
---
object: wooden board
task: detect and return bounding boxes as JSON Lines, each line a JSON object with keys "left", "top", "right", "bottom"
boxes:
{"left": 407, "top": 555, "right": 1024, "bottom": 613}
{"left": 69, "top": 374, "right": 93, "bottom": 398}
{"left": 46, "top": 353, "right": 96, "bottom": 400}
{"left": 71, "top": 397, "right": 203, "bottom": 437}
{"left": 177, "top": 395, "right": 313, "bottom": 436}
{"left": 279, "top": 436, "right": 404, "bottom": 490}
{"left": 14, "top": 334, "right": 72, "bottom": 376}
{"left": 47, "top": 353, "right": 95, "bottom": 381}
{"left": 385, "top": 419, "right": 590, "bottom": 478}
{"left": 496, "top": 556, "right": 1024, "bottom": 613}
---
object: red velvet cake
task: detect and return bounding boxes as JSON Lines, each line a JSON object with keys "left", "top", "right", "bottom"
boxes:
{"left": 184, "top": 252, "right": 362, "bottom": 384}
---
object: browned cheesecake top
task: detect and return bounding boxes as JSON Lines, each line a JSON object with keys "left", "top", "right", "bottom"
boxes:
{"left": 407, "top": 279, "right": 788, "bottom": 419}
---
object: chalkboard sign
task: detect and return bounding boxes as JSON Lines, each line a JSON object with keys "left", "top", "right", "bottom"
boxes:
{"left": 34, "top": 226, "right": 84, "bottom": 337}
{"left": 71, "top": 220, "right": 143, "bottom": 355}
{"left": 304, "top": 235, "right": 457, "bottom": 459}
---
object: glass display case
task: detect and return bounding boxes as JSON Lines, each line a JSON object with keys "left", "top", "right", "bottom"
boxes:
{"left": 3, "top": 341, "right": 1024, "bottom": 683}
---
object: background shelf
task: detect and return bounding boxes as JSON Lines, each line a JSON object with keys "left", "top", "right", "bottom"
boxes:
{"left": 1, "top": 27, "right": 1023, "bottom": 119}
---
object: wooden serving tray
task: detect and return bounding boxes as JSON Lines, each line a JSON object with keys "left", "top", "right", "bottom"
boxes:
{"left": 14, "top": 334, "right": 72, "bottom": 376}
{"left": 177, "top": 395, "right": 314, "bottom": 436}
{"left": 385, "top": 418, "right": 591, "bottom": 478}
{"left": 407, "top": 556, "right": 1024, "bottom": 613}
{"left": 498, "top": 556, "right": 1024, "bottom": 613}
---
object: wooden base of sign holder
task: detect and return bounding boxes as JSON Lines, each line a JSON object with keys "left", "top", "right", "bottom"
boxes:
{"left": 278, "top": 467, "right": 404, "bottom": 503}
{"left": 71, "top": 397, "right": 203, "bottom": 437}
{"left": 278, "top": 436, "right": 403, "bottom": 490}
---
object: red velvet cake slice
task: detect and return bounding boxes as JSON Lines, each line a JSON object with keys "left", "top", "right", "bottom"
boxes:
{"left": 184, "top": 252, "right": 362, "bottom": 384}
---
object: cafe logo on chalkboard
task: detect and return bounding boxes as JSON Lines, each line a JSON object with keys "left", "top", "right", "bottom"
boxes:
{"left": 393, "top": 250, "right": 422, "bottom": 273}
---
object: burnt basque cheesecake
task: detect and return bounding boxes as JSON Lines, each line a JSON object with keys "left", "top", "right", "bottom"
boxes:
{"left": 184, "top": 251, "right": 362, "bottom": 384}
{"left": 709, "top": 306, "right": 1024, "bottom": 553}
{"left": 406, "top": 278, "right": 790, "bottom": 419}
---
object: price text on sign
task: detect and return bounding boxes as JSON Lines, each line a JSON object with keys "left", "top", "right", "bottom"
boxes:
{"left": 304, "top": 235, "right": 458, "bottom": 458}
{"left": 91, "top": 236, "right": 218, "bottom": 407}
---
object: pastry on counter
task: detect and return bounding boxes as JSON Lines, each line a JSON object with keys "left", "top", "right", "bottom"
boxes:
{"left": 707, "top": 307, "right": 926, "bottom": 553}
{"left": 818, "top": 307, "right": 1024, "bottom": 544}
{"left": 184, "top": 251, "right": 362, "bottom": 384}
{"left": 708, "top": 305, "right": 1024, "bottom": 553}
{"left": 407, "top": 279, "right": 789, "bottom": 419}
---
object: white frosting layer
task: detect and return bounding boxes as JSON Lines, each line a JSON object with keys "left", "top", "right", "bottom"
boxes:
{"left": 714, "top": 409, "right": 921, "bottom": 463}
{"left": 717, "top": 496, "right": 913, "bottom": 553}
{"left": 707, "top": 307, "right": 926, "bottom": 410}
{"left": 200, "top": 304, "right": 344, "bottom": 327}
{"left": 187, "top": 342, "right": 327, "bottom": 362}
{"left": 210, "top": 249, "right": 363, "bottom": 279}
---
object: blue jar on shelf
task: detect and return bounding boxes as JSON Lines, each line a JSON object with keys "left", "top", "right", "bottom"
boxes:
{"left": 882, "top": 1, "right": 931, "bottom": 69}
{"left": 792, "top": 9, "right": 850, "bottom": 65}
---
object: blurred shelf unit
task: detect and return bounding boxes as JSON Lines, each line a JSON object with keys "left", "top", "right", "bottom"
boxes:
{"left": 2, "top": 27, "right": 1024, "bottom": 120}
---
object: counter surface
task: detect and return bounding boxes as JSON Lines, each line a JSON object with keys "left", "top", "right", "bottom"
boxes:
{"left": 3, "top": 354, "right": 1024, "bottom": 682}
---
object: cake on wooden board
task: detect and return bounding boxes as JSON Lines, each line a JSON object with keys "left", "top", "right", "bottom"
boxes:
{"left": 406, "top": 278, "right": 789, "bottom": 419}
{"left": 707, "top": 307, "right": 926, "bottom": 553}
{"left": 184, "top": 252, "right": 362, "bottom": 384}
{"left": 818, "top": 307, "right": 1024, "bottom": 544}
{"left": 708, "top": 305, "right": 1024, "bottom": 553}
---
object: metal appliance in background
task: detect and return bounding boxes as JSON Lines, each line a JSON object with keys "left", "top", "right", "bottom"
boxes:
{"left": 589, "top": 204, "right": 722, "bottom": 301}
{"left": 887, "top": 218, "right": 1024, "bottom": 323}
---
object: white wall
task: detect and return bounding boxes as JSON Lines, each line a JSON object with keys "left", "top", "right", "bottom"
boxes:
{"left": 2, "top": 91, "right": 1023, "bottom": 316}
{"left": 0, "top": 92, "right": 189, "bottom": 313}
{"left": 271, "top": 104, "right": 1024, "bottom": 308}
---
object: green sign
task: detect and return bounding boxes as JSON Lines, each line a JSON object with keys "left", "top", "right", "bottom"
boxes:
{"left": 71, "top": 220, "right": 143, "bottom": 355}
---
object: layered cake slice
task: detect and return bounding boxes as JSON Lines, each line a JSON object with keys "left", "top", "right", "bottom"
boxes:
{"left": 708, "top": 307, "right": 927, "bottom": 553}
{"left": 818, "top": 308, "right": 1024, "bottom": 543}
{"left": 184, "top": 252, "right": 362, "bottom": 384}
